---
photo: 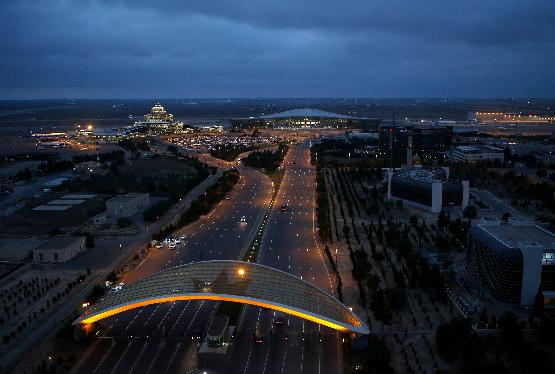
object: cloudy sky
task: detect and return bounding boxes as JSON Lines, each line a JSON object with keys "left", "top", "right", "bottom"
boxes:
{"left": 1, "top": 0, "right": 554, "bottom": 99}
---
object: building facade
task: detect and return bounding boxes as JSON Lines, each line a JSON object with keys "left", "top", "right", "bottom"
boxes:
{"left": 465, "top": 221, "right": 555, "bottom": 305}
{"left": 33, "top": 235, "right": 86, "bottom": 263}
{"left": 379, "top": 125, "right": 453, "bottom": 156}
{"left": 106, "top": 193, "right": 149, "bottom": 218}
{"left": 387, "top": 167, "right": 469, "bottom": 213}
{"left": 450, "top": 145, "right": 504, "bottom": 163}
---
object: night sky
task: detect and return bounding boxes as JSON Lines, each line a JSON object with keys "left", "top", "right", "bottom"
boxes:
{"left": 1, "top": 1, "right": 554, "bottom": 99}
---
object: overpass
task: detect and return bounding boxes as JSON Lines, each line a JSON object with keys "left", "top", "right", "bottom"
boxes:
{"left": 74, "top": 260, "right": 369, "bottom": 334}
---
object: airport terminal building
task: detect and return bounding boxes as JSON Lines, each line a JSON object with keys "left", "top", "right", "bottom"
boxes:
{"left": 465, "top": 220, "right": 555, "bottom": 305}
{"left": 232, "top": 108, "right": 375, "bottom": 129}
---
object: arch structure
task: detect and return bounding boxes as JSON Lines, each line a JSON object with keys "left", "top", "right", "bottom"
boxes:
{"left": 74, "top": 260, "right": 369, "bottom": 334}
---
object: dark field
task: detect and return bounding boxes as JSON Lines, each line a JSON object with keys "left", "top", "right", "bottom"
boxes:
{"left": 0, "top": 193, "right": 106, "bottom": 236}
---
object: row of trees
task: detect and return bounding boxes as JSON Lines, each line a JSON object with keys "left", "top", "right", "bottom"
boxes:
{"left": 436, "top": 313, "right": 555, "bottom": 372}
{"left": 242, "top": 143, "right": 288, "bottom": 171}
{"left": 14, "top": 151, "right": 126, "bottom": 181}
{"left": 210, "top": 144, "right": 253, "bottom": 161}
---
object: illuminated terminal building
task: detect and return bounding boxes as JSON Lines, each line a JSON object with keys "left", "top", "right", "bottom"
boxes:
{"left": 469, "top": 111, "right": 555, "bottom": 123}
{"left": 465, "top": 219, "right": 555, "bottom": 305}
{"left": 387, "top": 167, "right": 469, "bottom": 213}
{"left": 232, "top": 108, "right": 373, "bottom": 129}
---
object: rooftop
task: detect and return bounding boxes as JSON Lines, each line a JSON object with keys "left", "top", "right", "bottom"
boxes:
{"left": 393, "top": 167, "right": 446, "bottom": 183}
{"left": 107, "top": 193, "right": 148, "bottom": 205}
{"left": 35, "top": 236, "right": 84, "bottom": 251}
{"left": 455, "top": 144, "right": 503, "bottom": 154}
{"left": 479, "top": 224, "right": 555, "bottom": 249}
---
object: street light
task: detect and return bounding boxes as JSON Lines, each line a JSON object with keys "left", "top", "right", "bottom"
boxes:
{"left": 237, "top": 268, "right": 245, "bottom": 277}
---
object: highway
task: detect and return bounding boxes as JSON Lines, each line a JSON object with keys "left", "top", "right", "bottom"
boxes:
{"left": 73, "top": 140, "right": 343, "bottom": 374}
{"left": 222, "top": 141, "right": 342, "bottom": 374}
{"left": 73, "top": 166, "right": 273, "bottom": 374}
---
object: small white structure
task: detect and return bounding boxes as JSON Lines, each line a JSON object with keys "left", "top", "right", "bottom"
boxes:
{"left": 33, "top": 235, "right": 86, "bottom": 263}
{"left": 106, "top": 193, "right": 149, "bottom": 218}
{"left": 93, "top": 213, "right": 107, "bottom": 225}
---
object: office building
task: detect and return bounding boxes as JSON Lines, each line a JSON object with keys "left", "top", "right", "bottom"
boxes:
{"left": 465, "top": 220, "right": 555, "bottom": 305}
{"left": 450, "top": 145, "right": 504, "bottom": 163}
{"left": 379, "top": 125, "right": 453, "bottom": 165}
{"left": 387, "top": 167, "right": 469, "bottom": 213}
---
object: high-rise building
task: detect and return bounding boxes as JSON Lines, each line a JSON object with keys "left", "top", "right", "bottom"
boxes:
{"left": 379, "top": 125, "right": 453, "bottom": 164}
{"left": 465, "top": 220, "right": 555, "bottom": 305}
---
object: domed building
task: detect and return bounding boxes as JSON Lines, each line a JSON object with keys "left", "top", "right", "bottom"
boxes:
{"left": 134, "top": 103, "right": 183, "bottom": 134}
{"left": 144, "top": 103, "right": 174, "bottom": 123}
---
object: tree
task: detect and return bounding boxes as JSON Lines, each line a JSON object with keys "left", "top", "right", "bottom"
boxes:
{"left": 366, "top": 335, "right": 394, "bottom": 373}
{"left": 504, "top": 146, "right": 512, "bottom": 163}
{"left": 435, "top": 318, "right": 471, "bottom": 361}
{"left": 109, "top": 162, "right": 119, "bottom": 175}
{"left": 385, "top": 288, "right": 406, "bottom": 311}
{"left": 85, "top": 233, "right": 95, "bottom": 248}
{"left": 533, "top": 288, "right": 544, "bottom": 316}
{"left": 498, "top": 312, "right": 523, "bottom": 352}
{"left": 370, "top": 288, "right": 392, "bottom": 324}
{"left": 437, "top": 210, "right": 448, "bottom": 229}
{"left": 463, "top": 205, "right": 477, "bottom": 220}
{"left": 48, "top": 227, "right": 62, "bottom": 237}
{"left": 367, "top": 274, "right": 381, "bottom": 292}
{"left": 536, "top": 169, "right": 547, "bottom": 178}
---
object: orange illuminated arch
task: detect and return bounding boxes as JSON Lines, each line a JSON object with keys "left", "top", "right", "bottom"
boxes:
{"left": 74, "top": 260, "right": 369, "bottom": 334}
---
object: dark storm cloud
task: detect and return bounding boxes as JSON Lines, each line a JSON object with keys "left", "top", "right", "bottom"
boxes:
{"left": 0, "top": 0, "right": 554, "bottom": 98}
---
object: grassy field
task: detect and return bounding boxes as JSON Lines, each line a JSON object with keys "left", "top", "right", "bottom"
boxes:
{"left": 263, "top": 169, "right": 285, "bottom": 194}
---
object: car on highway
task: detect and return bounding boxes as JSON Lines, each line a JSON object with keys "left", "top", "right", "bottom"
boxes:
{"left": 240, "top": 216, "right": 247, "bottom": 223}
{"left": 168, "top": 242, "right": 176, "bottom": 250}
{"left": 191, "top": 328, "right": 203, "bottom": 341}
{"left": 111, "top": 282, "right": 124, "bottom": 292}
{"left": 253, "top": 315, "right": 273, "bottom": 344}
{"left": 280, "top": 204, "right": 288, "bottom": 212}
{"left": 155, "top": 242, "right": 163, "bottom": 249}
{"left": 179, "top": 235, "right": 187, "bottom": 240}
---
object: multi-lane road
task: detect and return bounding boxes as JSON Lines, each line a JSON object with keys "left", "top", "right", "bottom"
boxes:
{"left": 73, "top": 140, "right": 342, "bottom": 374}
{"left": 222, "top": 141, "right": 342, "bottom": 374}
